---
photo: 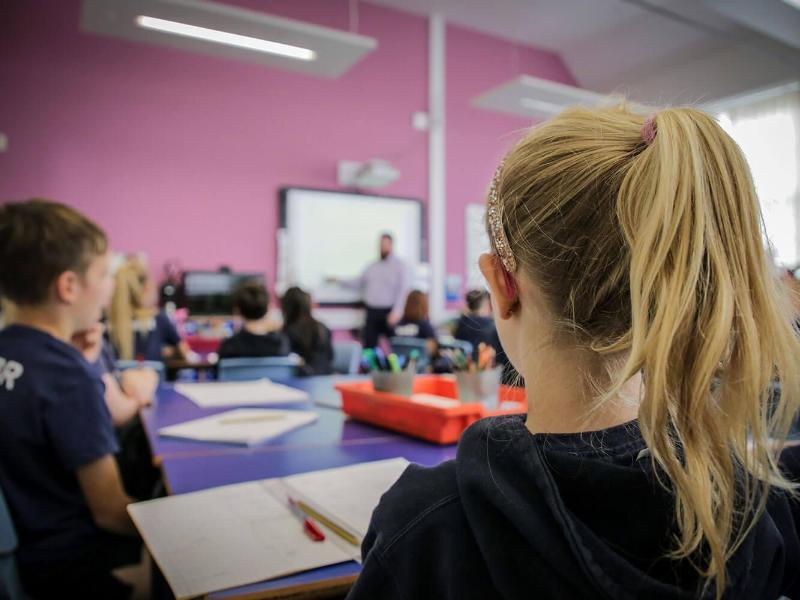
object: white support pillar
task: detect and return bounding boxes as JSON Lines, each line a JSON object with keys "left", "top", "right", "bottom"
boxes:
{"left": 428, "top": 12, "right": 446, "bottom": 323}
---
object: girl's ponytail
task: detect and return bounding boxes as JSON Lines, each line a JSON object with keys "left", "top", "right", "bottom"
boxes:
{"left": 615, "top": 107, "right": 799, "bottom": 595}
{"left": 495, "top": 104, "right": 799, "bottom": 597}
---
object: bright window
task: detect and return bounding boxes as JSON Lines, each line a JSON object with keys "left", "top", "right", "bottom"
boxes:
{"left": 718, "top": 90, "right": 800, "bottom": 266}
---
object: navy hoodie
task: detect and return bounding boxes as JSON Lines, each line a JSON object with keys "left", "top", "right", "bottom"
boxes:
{"left": 347, "top": 415, "right": 799, "bottom": 599}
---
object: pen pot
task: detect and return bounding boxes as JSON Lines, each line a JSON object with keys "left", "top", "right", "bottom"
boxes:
{"left": 456, "top": 368, "right": 502, "bottom": 408}
{"left": 371, "top": 369, "right": 414, "bottom": 396}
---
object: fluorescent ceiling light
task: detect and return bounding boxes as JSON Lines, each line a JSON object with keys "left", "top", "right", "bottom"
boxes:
{"left": 519, "top": 97, "right": 567, "bottom": 114}
{"left": 476, "top": 75, "right": 654, "bottom": 120}
{"left": 781, "top": 0, "right": 800, "bottom": 9}
{"left": 135, "top": 15, "right": 316, "bottom": 61}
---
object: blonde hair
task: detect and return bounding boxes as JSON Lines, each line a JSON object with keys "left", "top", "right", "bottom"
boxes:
{"left": 494, "top": 105, "right": 799, "bottom": 595}
{"left": 108, "top": 257, "right": 152, "bottom": 360}
{"left": 0, "top": 298, "right": 16, "bottom": 325}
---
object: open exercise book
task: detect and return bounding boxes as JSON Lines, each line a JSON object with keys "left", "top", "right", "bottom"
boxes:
{"left": 158, "top": 408, "right": 318, "bottom": 446}
{"left": 128, "top": 458, "right": 410, "bottom": 599}
{"left": 174, "top": 379, "right": 309, "bottom": 408}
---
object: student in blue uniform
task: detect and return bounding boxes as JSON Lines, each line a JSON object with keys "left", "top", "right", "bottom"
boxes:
{"left": 218, "top": 280, "right": 289, "bottom": 359}
{"left": 453, "top": 289, "right": 498, "bottom": 354}
{"left": 347, "top": 107, "right": 800, "bottom": 598}
{"left": 453, "top": 289, "right": 517, "bottom": 384}
{"left": 0, "top": 199, "right": 141, "bottom": 599}
{"left": 95, "top": 330, "right": 158, "bottom": 427}
{"left": 394, "top": 290, "right": 436, "bottom": 340}
{"left": 108, "top": 256, "right": 192, "bottom": 363}
{"left": 280, "top": 286, "right": 333, "bottom": 376}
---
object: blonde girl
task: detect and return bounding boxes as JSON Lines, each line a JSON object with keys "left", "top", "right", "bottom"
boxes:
{"left": 347, "top": 106, "right": 800, "bottom": 599}
{"left": 108, "top": 256, "right": 190, "bottom": 362}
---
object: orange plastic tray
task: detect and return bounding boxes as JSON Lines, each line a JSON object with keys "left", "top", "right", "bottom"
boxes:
{"left": 335, "top": 375, "right": 526, "bottom": 445}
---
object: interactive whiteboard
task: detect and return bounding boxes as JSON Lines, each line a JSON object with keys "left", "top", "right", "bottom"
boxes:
{"left": 278, "top": 188, "right": 424, "bottom": 303}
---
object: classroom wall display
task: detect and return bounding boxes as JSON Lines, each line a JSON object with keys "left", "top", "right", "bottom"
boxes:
{"left": 278, "top": 187, "right": 424, "bottom": 304}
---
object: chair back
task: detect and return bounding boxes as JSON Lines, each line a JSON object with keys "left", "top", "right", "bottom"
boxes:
{"left": 217, "top": 356, "right": 302, "bottom": 381}
{"left": 389, "top": 337, "right": 430, "bottom": 372}
{"left": 438, "top": 338, "right": 474, "bottom": 360}
{"left": 0, "top": 485, "right": 24, "bottom": 600}
{"left": 332, "top": 340, "right": 363, "bottom": 374}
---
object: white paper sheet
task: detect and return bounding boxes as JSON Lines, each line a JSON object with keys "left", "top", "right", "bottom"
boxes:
{"left": 129, "top": 458, "right": 411, "bottom": 599}
{"left": 175, "top": 379, "right": 309, "bottom": 407}
{"left": 158, "top": 408, "right": 317, "bottom": 446}
{"left": 282, "top": 458, "right": 410, "bottom": 540}
{"left": 128, "top": 481, "right": 353, "bottom": 600}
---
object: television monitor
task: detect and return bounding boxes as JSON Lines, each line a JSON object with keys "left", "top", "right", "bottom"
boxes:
{"left": 182, "top": 271, "right": 264, "bottom": 315}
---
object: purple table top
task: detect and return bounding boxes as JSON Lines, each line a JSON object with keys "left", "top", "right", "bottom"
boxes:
{"left": 160, "top": 437, "right": 457, "bottom": 599}
{"left": 162, "top": 437, "right": 457, "bottom": 494}
{"left": 141, "top": 375, "right": 402, "bottom": 460}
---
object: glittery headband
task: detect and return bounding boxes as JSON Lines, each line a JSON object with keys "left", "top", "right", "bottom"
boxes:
{"left": 486, "top": 162, "right": 517, "bottom": 273}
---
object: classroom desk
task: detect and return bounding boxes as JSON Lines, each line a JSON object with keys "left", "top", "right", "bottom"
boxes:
{"left": 140, "top": 375, "right": 396, "bottom": 461}
{"left": 163, "top": 436, "right": 457, "bottom": 494}
{"left": 160, "top": 438, "right": 457, "bottom": 599}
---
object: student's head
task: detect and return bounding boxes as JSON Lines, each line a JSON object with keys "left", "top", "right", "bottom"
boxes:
{"left": 402, "top": 290, "right": 429, "bottom": 322}
{"left": 379, "top": 233, "right": 393, "bottom": 260}
{"left": 233, "top": 280, "right": 269, "bottom": 321}
{"left": 478, "top": 105, "right": 800, "bottom": 595}
{"left": 111, "top": 256, "right": 151, "bottom": 311}
{"left": 0, "top": 199, "right": 112, "bottom": 333}
{"left": 465, "top": 289, "right": 491, "bottom": 317}
{"left": 108, "top": 256, "right": 152, "bottom": 359}
{"left": 281, "top": 286, "right": 312, "bottom": 326}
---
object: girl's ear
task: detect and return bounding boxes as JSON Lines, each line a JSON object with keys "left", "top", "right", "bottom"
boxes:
{"left": 502, "top": 268, "right": 517, "bottom": 300}
{"left": 478, "top": 253, "right": 518, "bottom": 320}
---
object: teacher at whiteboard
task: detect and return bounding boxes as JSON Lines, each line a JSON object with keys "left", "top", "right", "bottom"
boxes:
{"left": 331, "top": 233, "right": 410, "bottom": 348}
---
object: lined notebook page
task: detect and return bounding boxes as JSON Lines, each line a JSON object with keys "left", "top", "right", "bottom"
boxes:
{"left": 129, "top": 481, "right": 353, "bottom": 599}
{"left": 283, "top": 458, "right": 410, "bottom": 540}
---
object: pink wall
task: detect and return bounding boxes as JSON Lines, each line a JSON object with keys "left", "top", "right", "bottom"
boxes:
{"left": 445, "top": 26, "right": 574, "bottom": 280}
{"left": 0, "top": 0, "right": 574, "bottom": 297}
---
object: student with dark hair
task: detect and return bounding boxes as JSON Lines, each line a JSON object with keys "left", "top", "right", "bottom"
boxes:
{"left": 280, "top": 286, "right": 333, "bottom": 376}
{"left": 0, "top": 199, "right": 141, "bottom": 599}
{"left": 218, "top": 280, "right": 289, "bottom": 359}
{"left": 453, "top": 289, "right": 498, "bottom": 354}
{"left": 452, "top": 289, "right": 514, "bottom": 382}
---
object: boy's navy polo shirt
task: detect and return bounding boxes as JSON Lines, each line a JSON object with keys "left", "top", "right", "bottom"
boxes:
{"left": 0, "top": 325, "right": 118, "bottom": 567}
{"left": 133, "top": 311, "right": 181, "bottom": 361}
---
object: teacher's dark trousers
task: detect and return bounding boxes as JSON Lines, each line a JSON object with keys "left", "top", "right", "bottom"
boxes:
{"left": 363, "top": 306, "right": 394, "bottom": 348}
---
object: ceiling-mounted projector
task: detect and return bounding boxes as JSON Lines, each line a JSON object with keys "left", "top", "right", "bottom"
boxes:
{"left": 337, "top": 159, "right": 400, "bottom": 189}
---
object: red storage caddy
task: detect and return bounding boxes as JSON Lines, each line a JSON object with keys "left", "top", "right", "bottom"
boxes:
{"left": 336, "top": 375, "right": 526, "bottom": 444}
